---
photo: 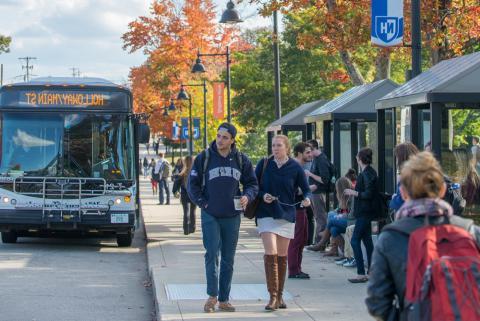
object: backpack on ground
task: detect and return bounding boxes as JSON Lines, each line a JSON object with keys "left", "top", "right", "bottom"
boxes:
{"left": 388, "top": 216, "right": 480, "bottom": 321}
{"left": 443, "top": 176, "right": 466, "bottom": 216}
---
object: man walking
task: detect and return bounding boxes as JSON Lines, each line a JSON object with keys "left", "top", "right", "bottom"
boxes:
{"left": 188, "top": 123, "right": 258, "bottom": 313}
{"left": 306, "top": 139, "right": 332, "bottom": 251}
{"left": 155, "top": 153, "right": 170, "bottom": 205}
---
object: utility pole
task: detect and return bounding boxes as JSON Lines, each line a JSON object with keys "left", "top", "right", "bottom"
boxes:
{"left": 19, "top": 57, "right": 37, "bottom": 82}
{"left": 70, "top": 67, "right": 80, "bottom": 77}
{"left": 273, "top": 10, "right": 282, "bottom": 120}
{"left": 0, "top": 64, "right": 3, "bottom": 87}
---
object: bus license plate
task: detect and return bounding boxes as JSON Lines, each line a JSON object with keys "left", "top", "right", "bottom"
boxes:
{"left": 111, "top": 213, "right": 129, "bottom": 224}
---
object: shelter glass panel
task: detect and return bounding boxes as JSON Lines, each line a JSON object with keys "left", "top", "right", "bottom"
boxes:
{"left": 315, "top": 121, "right": 323, "bottom": 145}
{"left": 439, "top": 106, "right": 480, "bottom": 218}
{"left": 417, "top": 109, "right": 431, "bottom": 150}
{"left": 384, "top": 109, "right": 395, "bottom": 194}
{"left": 395, "top": 106, "right": 411, "bottom": 145}
{"left": 340, "top": 122, "right": 352, "bottom": 178}
{"left": 358, "top": 122, "right": 378, "bottom": 172}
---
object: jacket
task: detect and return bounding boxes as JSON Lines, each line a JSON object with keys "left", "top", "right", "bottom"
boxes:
{"left": 187, "top": 141, "right": 258, "bottom": 218}
{"left": 365, "top": 215, "right": 480, "bottom": 321}
{"left": 255, "top": 157, "right": 311, "bottom": 223}
{"left": 310, "top": 153, "right": 331, "bottom": 193}
{"left": 353, "top": 165, "right": 378, "bottom": 219}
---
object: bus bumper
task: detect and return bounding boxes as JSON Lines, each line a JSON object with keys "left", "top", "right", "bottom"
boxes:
{"left": 0, "top": 209, "right": 135, "bottom": 232}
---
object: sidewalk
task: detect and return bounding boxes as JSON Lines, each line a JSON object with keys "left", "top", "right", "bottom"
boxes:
{"left": 139, "top": 152, "right": 371, "bottom": 321}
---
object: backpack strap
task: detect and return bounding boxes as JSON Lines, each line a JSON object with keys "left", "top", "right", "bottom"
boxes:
{"left": 201, "top": 149, "right": 210, "bottom": 190}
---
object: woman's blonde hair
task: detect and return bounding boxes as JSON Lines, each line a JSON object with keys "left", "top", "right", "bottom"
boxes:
{"left": 400, "top": 151, "right": 444, "bottom": 199}
{"left": 179, "top": 156, "right": 193, "bottom": 186}
{"left": 272, "top": 135, "right": 291, "bottom": 156}
{"left": 336, "top": 176, "right": 353, "bottom": 209}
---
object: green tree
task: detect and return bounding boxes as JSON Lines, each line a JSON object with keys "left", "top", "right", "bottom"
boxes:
{"left": 0, "top": 35, "right": 11, "bottom": 54}
{"left": 231, "top": 17, "right": 347, "bottom": 132}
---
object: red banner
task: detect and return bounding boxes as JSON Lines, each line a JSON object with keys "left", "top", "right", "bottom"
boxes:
{"left": 213, "top": 82, "right": 225, "bottom": 119}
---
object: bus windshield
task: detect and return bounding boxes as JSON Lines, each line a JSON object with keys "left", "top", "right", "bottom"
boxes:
{"left": 0, "top": 113, "right": 134, "bottom": 180}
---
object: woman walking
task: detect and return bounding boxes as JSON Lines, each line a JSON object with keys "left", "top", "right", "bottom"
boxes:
{"left": 175, "top": 156, "right": 197, "bottom": 235}
{"left": 255, "top": 135, "right": 311, "bottom": 311}
{"left": 143, "top": 157, "right": 149, "bottom": 178}
{"left": 344, "top": 148, "right": 378, "bottom": 283}
{"left": 149, "top": 158, "right": 158, "bottom": 195}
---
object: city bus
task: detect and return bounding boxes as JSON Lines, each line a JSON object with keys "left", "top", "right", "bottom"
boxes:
{"left": 0, "top": 77, "right": 149, "bottom": 247}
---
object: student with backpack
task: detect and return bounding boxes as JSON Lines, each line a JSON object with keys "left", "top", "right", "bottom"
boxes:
{"left": 187, "top": 123, "right": 258, "bottom": 313}
{"left": 366, "top": 152, "right": 480, "bottom": 321}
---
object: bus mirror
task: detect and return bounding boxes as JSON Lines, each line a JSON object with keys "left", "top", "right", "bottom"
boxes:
{"left": 137, "top": 124, "right": 150, "bottom": 144}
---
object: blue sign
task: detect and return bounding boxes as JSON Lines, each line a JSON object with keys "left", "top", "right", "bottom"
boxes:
{"left": 172, "top": 121, "right": 180, "bottom": 139}
{"left": 180, "top": 117, "right": 201, "bottom": 140}
{"left": 371, "top": 0, "right": 403, "bottom": 47}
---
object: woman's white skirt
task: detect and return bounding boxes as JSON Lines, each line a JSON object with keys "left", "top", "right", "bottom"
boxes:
{"left": 257, "top": 217, "right": 295, "bottom": 239}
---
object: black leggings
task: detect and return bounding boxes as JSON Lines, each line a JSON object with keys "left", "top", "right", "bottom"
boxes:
{"left": 180, "top": 193, "right": 197, "bottom": 235}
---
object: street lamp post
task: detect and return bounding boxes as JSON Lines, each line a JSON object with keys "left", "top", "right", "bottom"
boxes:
{"left": 177, "top": 87, "right": 194, "bottom": 156}
{"left": 219, "top": 2, "right": 281, "bottom": 121}
{"left": 192, "top": 47, "right": 232, "bottom": 123}
{"left": 179, "top": 81, "right": 208, "bottom": 149}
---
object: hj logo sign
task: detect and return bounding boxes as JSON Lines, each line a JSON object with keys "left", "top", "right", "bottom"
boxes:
{"left": 371, "top": 0, "right": 404, "bottom": 47}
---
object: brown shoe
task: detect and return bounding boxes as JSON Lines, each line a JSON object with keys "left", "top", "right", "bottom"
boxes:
{"left": 264, "top": 254, "right": 279, "bottom": 311}
{"left": 277, "top": 256, "right": 288, "bottom": 309}
{"left": 203, "top": 296, "right": 217, "bottom": 313}
{"left": 306, "top": 243, "right": 326, "bottom": 252}
{"left": 218, "top": 301, "right": 235, "bottom": 312}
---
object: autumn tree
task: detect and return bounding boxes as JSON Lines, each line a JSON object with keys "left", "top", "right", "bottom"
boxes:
{"left": 123, "top": 0, "right": 245, "bottom": 149}
{"left": 245, "top": 0, "right": 480, "bottom": 84}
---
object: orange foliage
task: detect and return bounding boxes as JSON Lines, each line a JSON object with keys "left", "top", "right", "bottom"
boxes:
{"left": 123, "top": 0, "right": 247, "bottom": 137}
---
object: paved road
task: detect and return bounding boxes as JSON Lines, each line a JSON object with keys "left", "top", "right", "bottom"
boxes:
{"left": 0, "top": 219, "right": 155, "bottom": 321}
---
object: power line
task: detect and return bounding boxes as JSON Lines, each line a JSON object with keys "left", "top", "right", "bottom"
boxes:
{"left": 19, "top": 56, "right": 37, "bottom": 82}
{"left": 70, "top": 67, "right": 80, "bottom": 77}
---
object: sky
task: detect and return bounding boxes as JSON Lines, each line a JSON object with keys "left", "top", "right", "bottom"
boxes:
{"left": 0, "top": 0, "right": 272, "bottom": 85}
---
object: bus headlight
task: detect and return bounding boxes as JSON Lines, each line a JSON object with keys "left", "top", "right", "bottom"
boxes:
{"left": 10, "top": 199, "right": 17, "bottom": 205}
{"left": 123, "top": 196, "right": 131, "bottom": 203}
{"left": 108, "top": 200, "right": 114, "bottom": 206}
{"left": 115, "top": 198, "right": 122, "bottom": 205}
{"left": 2, "top": 197, "right": 9, "bottom": 203}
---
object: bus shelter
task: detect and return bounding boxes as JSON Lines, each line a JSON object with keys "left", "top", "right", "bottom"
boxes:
{"left": 304, "top": 79, "right": 398, "bottom": 177}
{"left": 375, "top": 51, "right": 480, "bottom": 215}
{"left": 266, "top": 99, "right": 327, "bottom": 154}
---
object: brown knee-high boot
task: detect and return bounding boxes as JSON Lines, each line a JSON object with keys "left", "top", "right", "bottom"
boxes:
{"left": 263, "top": 254, "right": 278, "bottom": 311}
{"left": 277, "top": 256, "right": 287, "bottom": 309}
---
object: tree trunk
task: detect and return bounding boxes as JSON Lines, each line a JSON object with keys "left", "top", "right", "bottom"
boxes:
{"left": 339, "top": 50, "right": 365, "bottom": 86}
{"left": 374, "top": 48, "right": 391, "bottom": 80}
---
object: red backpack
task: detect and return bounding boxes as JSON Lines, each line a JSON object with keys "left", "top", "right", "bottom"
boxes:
{"left": 403, "top": 220, "right": 480, "bottom": 321}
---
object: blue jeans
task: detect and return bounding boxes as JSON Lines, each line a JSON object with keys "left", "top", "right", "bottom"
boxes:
{"left": 326, "top": 212, "right": 347, "bottom": 237}
{"left": 158, "top": 178, "right": 170, "bottom": 204}
{"left": 201, "top": 210, "right": 241, "bottom": 302}
{"left": 350, "top": 217, "right": 373, "bottom": 276}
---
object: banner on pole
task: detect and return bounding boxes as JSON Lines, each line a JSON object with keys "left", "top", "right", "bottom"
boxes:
{"left": 180, "top": 117, "right": 201, "bottom": 140}
{"left": 213, "top": 82, "right": 225, "bottom": 119}
{"left": 193, "top": 118, "right": 200, "bottom": 140}
{"left": 172, "top": 121, "right": 180, "bottom": 140}
{"left": 371, "top": 0, "right": 403, "bottom": 47}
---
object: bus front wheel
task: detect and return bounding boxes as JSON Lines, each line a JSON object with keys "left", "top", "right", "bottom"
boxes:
{"left": 116, "top": 231, "right": 133, "bottom": 247}
{"left": 2, "top": 231, "right": 18, "bottom": 244}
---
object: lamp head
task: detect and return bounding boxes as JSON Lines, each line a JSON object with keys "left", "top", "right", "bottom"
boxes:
{"left": 177, "top": 86, "right": 189, "bottom": 100}
{"left": 191, "top": 57, "right": 206, "bottom": 73}
{"left": 168, "top": 99, "right": 176, "bottom": 111}
{"left": 220, "top": 1, "right": 243, "bottom": 24}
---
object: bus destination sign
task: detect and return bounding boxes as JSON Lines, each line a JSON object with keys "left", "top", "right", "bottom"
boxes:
{"left": 0, "top": 89, "right": 129, "bottom": 110}
{"left": 23, "top": 91, "right": 106, "bottom": 107}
